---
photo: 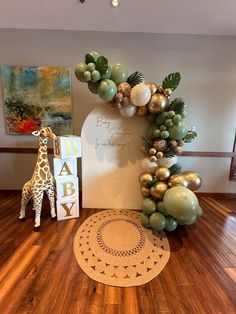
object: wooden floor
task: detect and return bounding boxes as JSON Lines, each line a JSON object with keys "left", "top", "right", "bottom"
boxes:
{"left": 0, "top": 191, "right": 235, "bottom": 314}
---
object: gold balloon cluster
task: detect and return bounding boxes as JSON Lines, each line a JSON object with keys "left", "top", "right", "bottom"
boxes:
{"left": 138, "top": 83, "right": 172, "bottom": 116}
{"left": 139, "top": 168, "right": 202, "bottom": 200}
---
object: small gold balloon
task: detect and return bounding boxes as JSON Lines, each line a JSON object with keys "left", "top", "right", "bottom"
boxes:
{"left": 155, "top": 166, "right": 170, "bottom": 181}
{"left": 164, "top": 88, "right": 172, "bottom": 97}
{"left": 138, "top": 106, "right": 148, "bottom": 116}
{"left": 156, "top": 86, "right": 164, "bottom": 94}
{"left": 147, "top": 93, "right": 168, "bottom": 114}
{"left": 150, "top": 182, "right": 168, "bottom": 199}
{"left": 175, "top": 146, "right": 183, "bottom": 155}
{"left": 156, "top": 151, "right": 164, "bottom": 159}
{"left": 146, "top": 82, "right": 158, "bottom": 95}
{"left": 149, "top": 148, "right": 157, "bottom": 156}
{"left": 139, "top": 172, "right": 153, "bottom": 187}
{"left": 183, "top": 171, "right": 202, "bottom": 191}
{"left": 150, "top": 156, "right": 158, "bottom": 162}
{"left": 168, "top": 174, "right": 188, "bottom": 188}
{"left": 141, "top": 186, "right": 151, "bottom": 197}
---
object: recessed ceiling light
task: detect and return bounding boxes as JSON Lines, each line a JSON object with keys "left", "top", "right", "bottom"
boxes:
{"left": 111, "top": 0, "right": 120, "bottom": 8}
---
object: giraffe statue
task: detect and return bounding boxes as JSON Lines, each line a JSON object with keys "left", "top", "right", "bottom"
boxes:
{"left": 19, "top": 126, "right": 57, "bottom": 231}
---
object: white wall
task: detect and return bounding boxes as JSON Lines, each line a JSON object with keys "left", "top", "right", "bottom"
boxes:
{"left": 0, "top": 29, "right": 236, "bottom": 191}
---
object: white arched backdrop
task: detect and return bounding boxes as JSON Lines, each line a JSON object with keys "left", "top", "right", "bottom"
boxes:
{"left": 81, "top": 104, "right": 148, "bottom": 209}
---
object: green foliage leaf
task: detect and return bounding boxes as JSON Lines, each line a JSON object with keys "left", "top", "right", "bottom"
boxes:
{"left": 163, "top": 146, "right": 176, "bottom": 158}
{"left": 169, "top": 98, "right": 186, "bottom": 114}
{"left": 184, "top": 131, "right": 197, "bottom": 143}
{"left": 147, "top": 178, "right": 159, "bottom": 188}
{"left": 95, "top": 56, "right": 108, "bottom": 75}
{"left": 141, "top": 137, "right": 151, "bottom": 149}
{"left": 162, "top": 72, "right": 181, "bottom": 91}
{"left": 127, "top": 71, "right": 144, "bottom": 87}
{"left": 169, "top": 163, "right": 182, "bottom": 175}
{"left": 85, "top": 53, "right": 95, "bottom": 65}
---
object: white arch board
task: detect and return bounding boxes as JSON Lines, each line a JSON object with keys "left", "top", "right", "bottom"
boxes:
{"left": 81, "top": 104, "right": 148, "bottom": 209}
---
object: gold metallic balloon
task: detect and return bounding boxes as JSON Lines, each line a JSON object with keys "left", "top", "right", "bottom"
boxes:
{"left": 147, "top": 93, "right": 168, "bottom": 114}
{"left": 168, "top": 174, "right": 188, "bottom": 188}
{"left": 149, "top": 148, "right": 157, "bottom": 156}
{"left": 156, "top": 151, "right": 164, "bottom": 159}
{"left": 182, "top": 171, "right": 202, "bottom": 191}
{"left": 141, "top": 186, "right": 151, "bottom": 197}
{"left": 155, "top": 166, "right": 170, "bottom": 181}
{"left": 139, "top": 172, "right": 153, "bottom": 187}
{"left": 146, "top": 82, "right": 158, "bottom": 95}
{"left": 175, "top": 146, "right": 183, "bottom": 155}
{"left": 150, "top": 156, "right": 158, "bottom": 162}
{"left": 150, "top": 182, "right": 168, "bottom": 199}
{"left": 137, "top": 106, "right": 148, "bottom": 116}
{"left": 164, "top": 88, "right": 172, "bottom": 97}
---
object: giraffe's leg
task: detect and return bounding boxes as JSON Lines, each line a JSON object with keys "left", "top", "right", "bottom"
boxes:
{"left": 19, "top": 181, "right": 32, "bottom": 221}
{"left": 45, "top": 184, "right": 57, "bottom": 219}
{"left": 33, "top": 190, "right": 44, "bottom": 231}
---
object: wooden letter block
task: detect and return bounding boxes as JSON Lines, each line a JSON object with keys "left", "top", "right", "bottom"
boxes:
{"left": 55, "top": 176, "right": 79, "bottom": 202}
{"left": 56, "top": 198, "right": 79, "bottom": 221}
{"left": 53, "top": 158, "right": 77, "bottom": 178}
{"left": 53, "top": 136, "right": 81, "bottom": 159}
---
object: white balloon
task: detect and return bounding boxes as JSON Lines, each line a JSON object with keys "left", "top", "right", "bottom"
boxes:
{"left": 158, "top": 156, "right": 178, "bottom": 168}
{"left": 130, "top": 83, "right": 151, "bottom": 107}
{"left": 119, "top": 104, "right": 137, "bottom": 118}
{"left": 141, "top": 157, "right": 158, "bottom": 174}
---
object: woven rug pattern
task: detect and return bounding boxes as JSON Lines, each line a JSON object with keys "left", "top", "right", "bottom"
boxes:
{"left": 73, "top": 209, "right": 170, "bottom": 287}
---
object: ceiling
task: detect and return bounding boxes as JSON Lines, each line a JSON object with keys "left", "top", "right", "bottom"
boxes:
{"left": 0, "top": 0, "right": 236, "bottom": 35}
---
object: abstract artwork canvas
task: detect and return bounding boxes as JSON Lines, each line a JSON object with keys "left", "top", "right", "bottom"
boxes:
{"left": 1, "top": 65, "right": 72, "bottom": 135}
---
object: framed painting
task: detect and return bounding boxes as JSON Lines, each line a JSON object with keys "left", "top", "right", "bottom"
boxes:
{"left": 1, "top": 65, "right": 72, "bottom": 135}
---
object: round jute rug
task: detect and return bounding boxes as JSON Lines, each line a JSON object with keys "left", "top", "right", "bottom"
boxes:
{"left": 73, "top": 209, "right": 170, "bottom": 287}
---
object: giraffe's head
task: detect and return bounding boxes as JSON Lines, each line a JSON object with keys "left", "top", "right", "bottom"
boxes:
{"left": 32, "top": 126, "right": 56, "bottom": 139}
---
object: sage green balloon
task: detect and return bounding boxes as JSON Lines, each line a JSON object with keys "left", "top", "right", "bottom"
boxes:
{"left": 146, "top": 124, "right": 159, "bottom": 139}
{"left": 197, "top": 205, "right": 203, "bottom": 217}
{"left": 142, "top": 198, "right": 156, "bottom": 215}
{"left": 168, "top": 122, "right": 188, "bottom": 140}
{"left": 101, "top": 66, "right": 112, "bottom": 79}
{"left": 98, "top": 79, "right": 117, "bottom": 102}
{"left": 140, "top": 212, "right": 151, "bottom": 229}
{"left": 164, "top": 216, "right": 178, "bottom": 232}
{"left": 179, "top": 214, "right": 197, "bottom": 225}
{"left": 163, "top": 186, "right": 199, "bottom": 222}
{"left": 75, "top": 63, "right": 87, "bottom": 82}
{"left": 150, "top": 212, "right": 166, "bottom": 231}
{"left": 88, "top": 81, "right": 99, "bottom": 94}
{"left": 157, "top": 201, "right": 169, "bottom": 216}
{"left": 111, "top": 64, "right": 129, "bottom": 84}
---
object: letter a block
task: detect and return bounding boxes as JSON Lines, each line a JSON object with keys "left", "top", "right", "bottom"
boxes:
{"left": 56, "top": 198, "right": 79, "bottom": 220}
{"left": 53, "top": 158, "right": 77, "bottom": 177}
{"left": 55, "top": 176, "right": 79, "bottom": 202}
{"left": 53, "top": 136, "right": 81, "bottom": 159}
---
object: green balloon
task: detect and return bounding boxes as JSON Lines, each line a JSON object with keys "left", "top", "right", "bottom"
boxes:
{"left": 163, "top": 186, "right": 199, "bottom": 222}
{"left": 88, "top": 81, "right": 99, "bottom": 94}
{"left": 142, "top": 198, "right": 156, "bottom": 215}
{"left": 83, "top": 71, "right": 91, "bottom": 82}
{"left": 87, "top": 51, "right": 100, "bottom": 61}
{"left": 75, "top": 63, "right": 87, "bottom": 82}
{"left": 146, "top": 124, "right": 159, "bottom": 139}
{"left": 161, "top": 130, "right": 169, "bottom": 139}
{"left": 140, "top": 212, "right": 151, "bottom": 229}
{"left": 150, "top": 212, "right": 166, "bottom": 231}
{"left": 197, "top": 205, "right": 203, "bottom": 218}
{"left": 101, "top": 67, "right": 112, "bottom": 79}
{"left": 168, "top": 122, "right": 188, "bottom": 140}
{"left": 91, "top": 70, "right": 101, "bottom": 82}
{"left": 98, "top": 79, "right": 117, "bottom": 102}
{"left": 179, "top": 215, "right": 197, "bottom": 225}
{"left": 164, "top": 216, "right": 178, "bottom": 232}
{"left": 157, "top": 201, "right": 169, "bottom": 216}
{"left": 111, "top": 64, "right": 129, "bottom": 84}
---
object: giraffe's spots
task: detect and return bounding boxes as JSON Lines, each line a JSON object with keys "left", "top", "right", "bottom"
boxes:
{"left": 39, "top": 161, "right": 46, "bottom": 167}
{"left": 41, "top": 154, "right": 47, "bottom": 159}
{"left": 39, "top": 169, "right": 46, "bottom": 179}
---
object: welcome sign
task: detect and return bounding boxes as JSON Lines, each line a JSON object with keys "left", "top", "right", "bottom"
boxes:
{"left": 81, "top": 104, "right": 148, "bottom": 209}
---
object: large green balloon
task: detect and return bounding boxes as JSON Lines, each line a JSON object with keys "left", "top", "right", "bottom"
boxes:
{"left": 111, "top": 64, "right": 129, "bottom": 85}
{"left": 168, "top": 122, "right": 188, "bottom": 140}
{"left": 142, "top": 198, "right": 156, "bottom": 215}
{"left": 178, "top": 214, "right": 197, "bottom": 225}
{"left": 164, "top": 216, "right": 178, "bottom": 231}
{"left": 150, "top": 212, "right": 166, "bottom": 231}
{"left": 98, "top": 79, "right": 117, "bottom": 102}
{"left": 163, "top": 186, "right": 199, "bottom": 222}
{"left": 140, "top": 212, "right": 151, "bottom": 228}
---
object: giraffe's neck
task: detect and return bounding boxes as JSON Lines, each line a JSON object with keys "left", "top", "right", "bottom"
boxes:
{"left": 32, "top": 138, "right": 51, "bottom": 180}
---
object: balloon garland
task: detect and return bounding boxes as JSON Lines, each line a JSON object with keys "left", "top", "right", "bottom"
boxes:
{"left": 75, "top": 51, "right": 203, "bottom": 233}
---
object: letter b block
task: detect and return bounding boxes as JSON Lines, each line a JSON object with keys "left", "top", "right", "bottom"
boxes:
{"left": 53, "top": 136, "right": 81, "bottom": 159}
{"left": 55, "top": 176, "right": 79, "bottom": 202}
